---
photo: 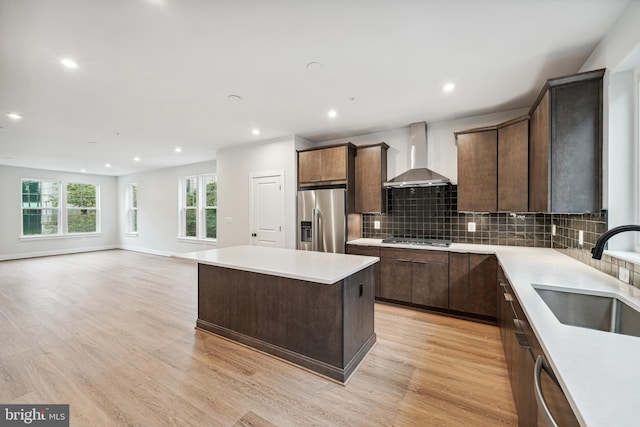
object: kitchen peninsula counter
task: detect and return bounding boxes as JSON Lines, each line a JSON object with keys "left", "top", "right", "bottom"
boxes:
{"left": 349, "top": 238, "right": 640, "bottom": 426}
{"left": 174, "top": 245, "right": 379, "bottom": 383}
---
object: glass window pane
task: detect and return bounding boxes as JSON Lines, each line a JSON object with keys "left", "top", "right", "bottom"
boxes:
{"left": 132, "top": 210, "right": 137, "bottom": 233}
{"left": 132, "top": 185, "right": 137, "bottom": 208}
{"left": 186, "top": 208, "right": 197, "bottom": 237}
{"left": 205, "top": 208, "right": 216, "bottom": 239}
{"left": 185, "top": 178, "right": 197, "bottom": 207}
{"left": 67, "top": 183, "right": 96, "bottom": 208}
{"left": 205, "top": 176, "right": 217, "bottom": 208}
{"left": 68, "top": 209, "right": 97, "bottom": 233}
{"left": 23, "top": 209, "right": 58, "bottom": 235}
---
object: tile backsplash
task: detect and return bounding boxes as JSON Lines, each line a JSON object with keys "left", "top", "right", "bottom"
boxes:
{"left": 361, "top": 185, "right": 640, "bottom": 289}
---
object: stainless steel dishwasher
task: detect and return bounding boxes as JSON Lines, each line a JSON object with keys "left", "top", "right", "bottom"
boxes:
{"left": 534, "top": 355, "right": 580, "bottom": 427}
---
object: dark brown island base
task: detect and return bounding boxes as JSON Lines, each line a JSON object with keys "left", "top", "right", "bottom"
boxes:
{"left": 175, "top": 245, "right": 379, "bottom": 384}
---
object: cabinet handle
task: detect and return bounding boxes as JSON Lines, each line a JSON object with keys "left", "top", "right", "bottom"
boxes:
{"left": 504, "top": 293, "right": 513, "bottom": 302}
{"left": 534, "top": 355, "right": 560, "bottom": 427}
{"left": 499, "top": 280, "right": 507, "bottom": 289}
{"left": 412, "top": 260, "right": 429, "bottom": 264}
{"left": 397, "top": 259, "right": 412, "bottom": 263}
{"left": 513, "top": 319, "right": 531, "bottom": 349}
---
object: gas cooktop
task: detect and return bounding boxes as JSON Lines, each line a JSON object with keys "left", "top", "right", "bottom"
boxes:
{"left": 381, "top": 237, "right": 451, "bottom": 247}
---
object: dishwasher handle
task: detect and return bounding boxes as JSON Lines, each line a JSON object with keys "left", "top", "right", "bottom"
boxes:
{"left": 534, "top": 355, "right": 559, "bottom": 427}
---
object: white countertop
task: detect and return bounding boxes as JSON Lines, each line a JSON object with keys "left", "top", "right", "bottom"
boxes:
{"left": 349, "top": 238, "right": 640, "bottom": 427}
{"left": 173, "top": 245, "right": 379, "bottom": 285}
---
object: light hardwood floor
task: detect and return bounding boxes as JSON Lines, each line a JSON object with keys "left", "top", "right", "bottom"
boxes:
{"left": 0, "top": 250, "right": 517, "bottom": 426}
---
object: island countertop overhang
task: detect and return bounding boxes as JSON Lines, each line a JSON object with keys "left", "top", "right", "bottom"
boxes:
{"left": 174, "top": 245, "right": 379, "bottom": 285}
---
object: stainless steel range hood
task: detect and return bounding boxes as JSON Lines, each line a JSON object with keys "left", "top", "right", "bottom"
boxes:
{"left": 383, "top": 122, "right": 450, "bottom": 188}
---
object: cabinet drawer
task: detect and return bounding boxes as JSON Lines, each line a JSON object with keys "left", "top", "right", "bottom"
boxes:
{"left": 380, "top": 247, "right": 448, "bottom": 264}
{"left": 347, "top": 245, "right": 380, "bottom": 257}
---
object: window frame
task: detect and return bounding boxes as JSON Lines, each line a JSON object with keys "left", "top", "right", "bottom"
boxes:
{"left": 178, "top": 174, "right": 217, "bottom": 242}
{"left": 126, "top": 183, "right": 138, "bottom": 235}
{"left": 66, "top": 182, "right": 100, "bottom": 235}
{"left": 20, "top": 178, "right": 62, "bottom": 237}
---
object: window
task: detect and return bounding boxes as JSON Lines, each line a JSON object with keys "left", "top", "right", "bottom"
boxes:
{"left": 126, "top": 183, "right": 138, "bottom": 234}
{"left": 179, "top": 174, "right": 217, "bottom": 240}
{"left": 66, "top": 183, "right": 99, "bottom": 233}
{"left": 21, "top": 179, "right": 60, "bottom": 236}
{"left": 203, "top": 174, "right": 217, "bottom": 239}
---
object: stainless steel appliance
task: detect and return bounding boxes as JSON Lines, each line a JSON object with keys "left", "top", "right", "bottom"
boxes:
{"left": 381, "top": 237, "right": 451, "bottom": 247}
{"left": 297, "top": 188, "right": 346, "bottom": 253}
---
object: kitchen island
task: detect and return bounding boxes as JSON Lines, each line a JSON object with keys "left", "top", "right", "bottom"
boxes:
{"left": 174, "top": 245, "right": 379, "bottom": 383}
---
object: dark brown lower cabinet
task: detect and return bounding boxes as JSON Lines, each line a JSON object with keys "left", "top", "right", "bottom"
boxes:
{"left": 498, "top": 266, "right": 579, "bottom": 427}
{"left": 379, "top": 247, "right": 449, "bottom": 310}
{"left": 346, "top": 245, "right": 381, "bottom": 298}
{"left": 449, "top": 252, "right": 497, "bottom": 318}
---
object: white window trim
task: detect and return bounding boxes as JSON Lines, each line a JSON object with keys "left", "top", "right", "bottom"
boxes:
{"left": 178, "top": 174, "right": 217, "bottom": 242}
{"left": 20, "top": 178, "right": 62, "bottom": 238}
{"left": 635, "top": 66, "right": 640, "bottom": 254}
{"left": 66, "top": 182, "right": 101, "bottom": 235}
{"left": 126, "top": 183, "right": 138, "bottom": 236}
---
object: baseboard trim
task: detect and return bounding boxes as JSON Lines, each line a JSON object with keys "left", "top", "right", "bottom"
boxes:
{"left": 0, "top": 245, "right": 120, "bottom": 261}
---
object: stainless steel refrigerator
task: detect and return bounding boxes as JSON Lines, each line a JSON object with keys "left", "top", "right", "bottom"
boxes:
{"left": 297, "top": 188, "right": 346, "bottom": 253}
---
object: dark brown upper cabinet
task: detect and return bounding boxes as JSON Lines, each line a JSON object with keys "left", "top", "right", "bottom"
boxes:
{"left": 498, "top": 116, "right": 529, "bottom": 212}
{"left": 455, "top": 128, "right": 498, "bottom": 212}
{"left": 528, "top": 69, "right": 604, "bottom": 213}
{"left": 456, "top": 115, "right": 529, "bottom": 213}
{"left": 355, "top": 143, "right": 389, "bottom": 213}
{"left": 298, "top": 143, "right": 356, "bottom": 188}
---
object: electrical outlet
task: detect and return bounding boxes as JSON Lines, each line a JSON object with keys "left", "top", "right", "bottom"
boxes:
{"left": 619, "top": 267, "right": 630, "bottom": 284}
{"left": 468, "top": 221, "right": 476, "bottom": 232}
{"left": 551, "top": 224, "right": 556, "bottom": 236}
{"left": 374, "top": 220, "right": 381, "bottom": 230}
{"left": 578, "top": 230, "right": 584, "bottom": 245}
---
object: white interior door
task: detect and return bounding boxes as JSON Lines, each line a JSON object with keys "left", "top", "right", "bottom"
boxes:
{"left": 249, "top": 171, "right": 284, "bottom": 247}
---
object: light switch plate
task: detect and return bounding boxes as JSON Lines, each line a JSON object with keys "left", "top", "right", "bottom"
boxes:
{"left": 551, "top": 224, "right": 556, "bottom": 236}
{"left": 224, "top": 217, "right": 232, "bottom": 224}
{"left": 467, "top": 221, "right": 476, "bottom": 232}
{"left": 578, "top": 230, "right": 584, "bottom": 245}
{"left": 374, "top": 220, "right": 381, "bottom": 230}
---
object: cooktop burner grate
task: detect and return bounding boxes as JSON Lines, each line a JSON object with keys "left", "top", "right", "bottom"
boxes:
{"left": 381, "top": 237, "right": 451, "bottom": 247}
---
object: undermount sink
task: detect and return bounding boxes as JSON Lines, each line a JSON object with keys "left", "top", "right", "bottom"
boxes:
{"left": 534, "top": 286, "right": 640, "bottom": 338}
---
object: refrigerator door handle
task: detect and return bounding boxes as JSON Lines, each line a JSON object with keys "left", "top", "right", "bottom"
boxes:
{"left": 312, "top": 207, "right": 320, "bottom": 252}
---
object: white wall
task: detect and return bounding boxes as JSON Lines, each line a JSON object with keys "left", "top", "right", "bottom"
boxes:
{"left": 318, "top": 108, "right": 528, "bottom": 184}
{"left": 579, "top": 1, "right": 640, "bottom": 250}
{"left": 117, "top": 160, "right": 217, "bottom": 256}
{"left": 216, "top": 136, "right": 297, "bottom": 249}
{"left": 0, "top": 165, "right": 119, "bottom": 260}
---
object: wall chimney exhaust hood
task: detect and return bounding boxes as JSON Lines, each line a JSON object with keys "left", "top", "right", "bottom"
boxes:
{"left": 384, "top": 121, "right": 450, "bottom": 188}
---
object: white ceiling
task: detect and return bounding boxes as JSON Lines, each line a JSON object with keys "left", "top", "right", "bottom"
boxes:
{"left": 0, "top": 0, "right": 632, "bottom": 176}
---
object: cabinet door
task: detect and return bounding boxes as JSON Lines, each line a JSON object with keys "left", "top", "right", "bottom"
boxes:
{"left": 355, "top": 144, "right": 388, "bottom": 213}
{"left": 298, "top": 150, "right": 322, "bottom": 185}
{"left": 469, "top": 254, "right": 497, "bottom": 317}
{"left": 321, "top": 146, "right": 347, "bottom": 182}
{"left": 498, "top": 119, "right": 529, "bottom": 212}
{"left": 457, "top": 129, "right": 498, "bottom": 212}
{"left": 550, "top": 80, "right": 602, "bottom": 213}
{"left": 347, "top": 245, "right": 381, "bottom": 298}
{"left": 380, "top": 257, "right": 412, "bottom": 302}
{"left": 411, "top": 261, "right": 449, "bottom": 309}
{"left": 529, "top": 90, "right": 550, "bottom": 212}
{"left": 448, "top": 252, "right": 469, "bottom": 312}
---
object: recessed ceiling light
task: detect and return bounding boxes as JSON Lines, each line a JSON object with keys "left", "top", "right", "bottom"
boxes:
{"left": 442, "top": 82, "right": 456, "bottom": 92}
{"left": 60, "top": 58, "right": 79, "bottom": 69}
{"left": 228, "top": 94, "right": 242, "bottom": 102}
{"left": 87, "top": 140, "right": 98, "bottom": 144}
{"left": 6, "top": 112, "right": 22, "bottom": 120}
{"left": 328, "top": 110, "right": 337, "bottom": 118}
{"left": 252, "top": 129, "right": 260, "bottom": 135}
{"left": 174, "top": 147, "right": 182, "bottom": 153}
{"left": 105, "top": 163, "right": 111, "bottom": 168}
{"left": 134, "top": 156, "right": 141, "bottom": 162}
{"left": 81, "top": 168, "right": 86, "bottom": 173}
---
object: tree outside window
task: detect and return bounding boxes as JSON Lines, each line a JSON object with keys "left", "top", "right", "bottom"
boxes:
{"left": 204, "top": 175, "right": 217, "bottom": 239}
{"left": 67, "top": 183, "right": 98, "bottom": 233}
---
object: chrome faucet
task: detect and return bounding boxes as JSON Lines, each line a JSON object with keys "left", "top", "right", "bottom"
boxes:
{"left": 591, "top": 225, "right": 640, "bottom": 259}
